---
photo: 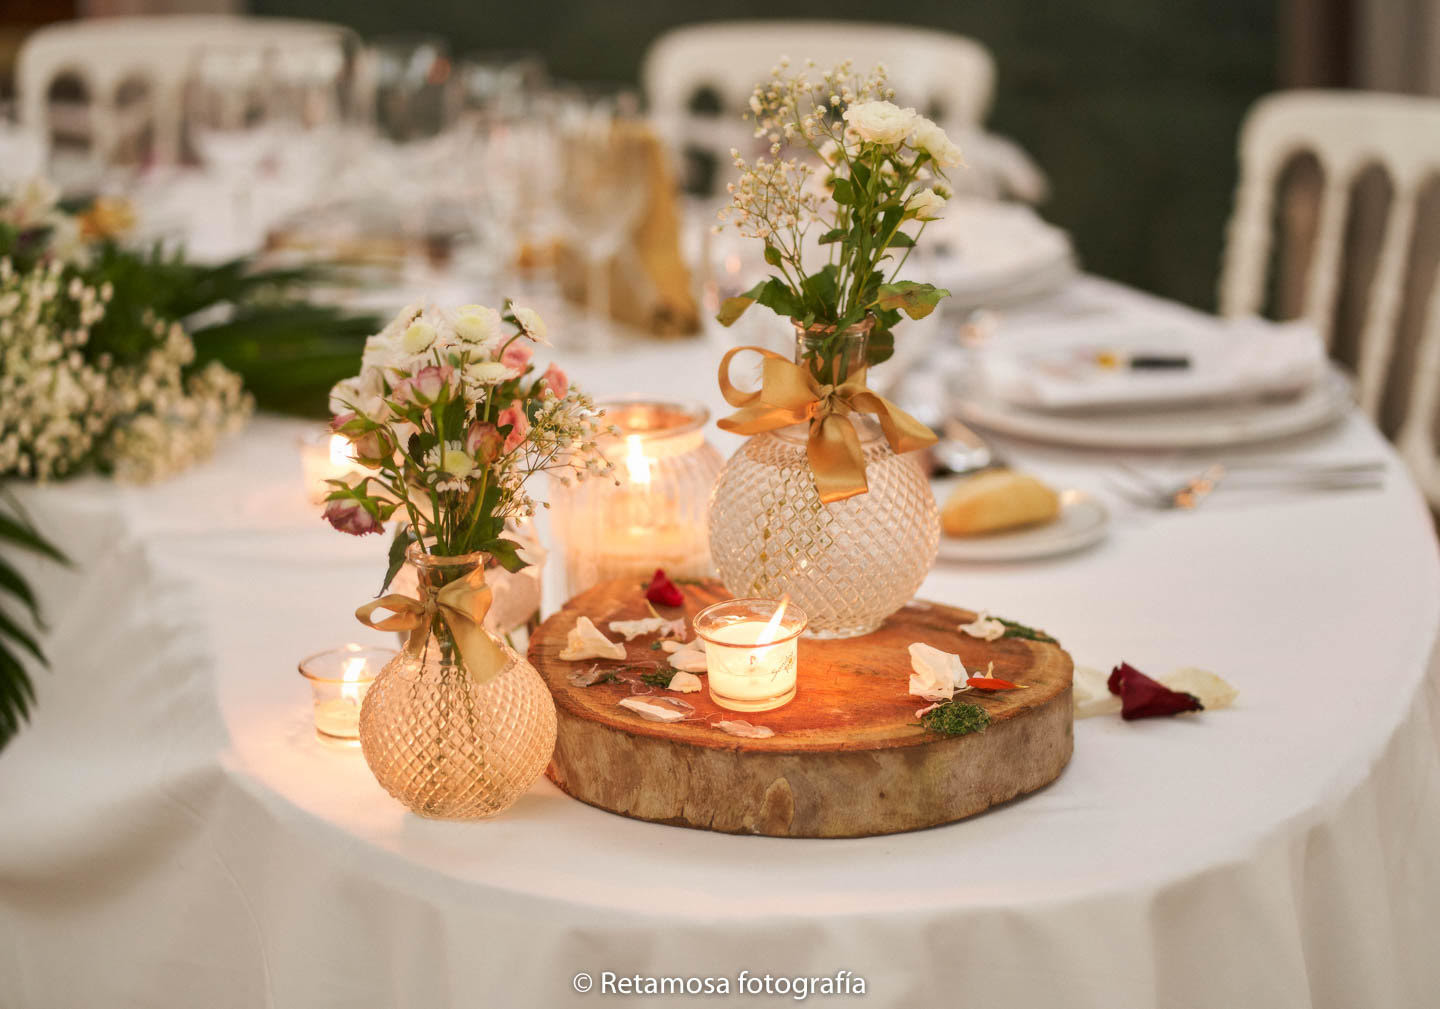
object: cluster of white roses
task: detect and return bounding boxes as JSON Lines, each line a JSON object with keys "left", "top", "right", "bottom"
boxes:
{"left": 0, "top": 255, "right": 251, "bottom": 483}
{"left": 719, "top": 59, "right": 963, "bottom": 245}
{"left": 324, "top": 302, "right": 612, "bottom": 552}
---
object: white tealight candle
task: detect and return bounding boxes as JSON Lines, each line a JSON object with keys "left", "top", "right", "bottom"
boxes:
{"left": 695, "top": 598, "right": 808, "bottom": 712}
{"left": 300, "top": 429, "right": 363, "bottom": 504}
{"left": 298, "top": 644, "right": 395, "bottom": 741}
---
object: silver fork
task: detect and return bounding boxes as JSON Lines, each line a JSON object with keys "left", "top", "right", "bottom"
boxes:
{"left": 1108, "top": 460, "right": 1385, "bottom": 510}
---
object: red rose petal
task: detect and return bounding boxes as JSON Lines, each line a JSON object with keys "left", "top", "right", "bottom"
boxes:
{"left": 1108, "top": 662, "right": 1203, "bottom": 720}
{"left": 645, "top": 568, "right": 685, "bottom": 608}
{"left": 967, "top": 676, "right": 1023, "bottom": 691}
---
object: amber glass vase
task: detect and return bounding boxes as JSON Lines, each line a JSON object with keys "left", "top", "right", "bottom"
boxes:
{"left": 358, "top": 546, "right": 557, "bottom": 819}
{"left": 707, "top": 319, "right": 940, "bottom": 638}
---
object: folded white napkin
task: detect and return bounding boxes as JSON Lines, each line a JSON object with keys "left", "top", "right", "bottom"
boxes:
{"left": 977, "top": 315, "right": 1326, "bottom": 411}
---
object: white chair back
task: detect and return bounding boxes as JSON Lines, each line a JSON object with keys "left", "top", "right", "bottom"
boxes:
{"left": 1218, "top": 89, "right": 1440, "bottom": 506}
{"left": 642, "top": 20, "right": 994, "bottom": 178}
{"left": 16, "top": 15, "right": 349, "bottom": 171}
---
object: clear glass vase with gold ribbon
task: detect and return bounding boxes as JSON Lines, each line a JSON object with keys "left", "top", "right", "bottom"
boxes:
{"left": 708, "top": 318, "right": 940, "bottom": 638}
{"left": 356, "top": 543, "right": 557, "bottom": 820}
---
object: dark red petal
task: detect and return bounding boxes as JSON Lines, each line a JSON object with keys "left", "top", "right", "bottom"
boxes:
{"left": 966, "top": 676, "right": 1022, "bottom": 691}
{"left": 1109, "top": 662, "right": 1203, "bottom": 719}
{"left": 645, "top": 568, "right": 685, "bottom": 607}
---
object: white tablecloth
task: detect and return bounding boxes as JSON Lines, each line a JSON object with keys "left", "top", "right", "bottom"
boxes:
{"left": 2, "top": 279, "right": 1439, "bottom": 1009}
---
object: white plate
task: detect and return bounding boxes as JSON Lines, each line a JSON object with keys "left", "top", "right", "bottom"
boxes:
{"left": 919, "top": 198, "right": 1077, "bottom": 306}
{"left": 957, "top": 368, "right": 1352, "bottom": 451}
{"left": 934, "top": 487, "right": 1109, "bottom": 562}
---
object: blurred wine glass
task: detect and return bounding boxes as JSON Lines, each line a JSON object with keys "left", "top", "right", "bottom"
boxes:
{"left": 553, "top": 89, "right": 649, "bottom": 345}
{"left": 184, "top": 42, "right": 277, "bottom": 251}
{"left": 267, "top": 36, "right": 354, "bottom": 207}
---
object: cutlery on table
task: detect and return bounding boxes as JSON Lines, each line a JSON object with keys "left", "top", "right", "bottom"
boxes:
{"left": 1107, "top": 460, "right": 1385, "bottom": 510}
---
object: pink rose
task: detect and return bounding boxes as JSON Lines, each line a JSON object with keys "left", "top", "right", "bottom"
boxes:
{"left": 465, "top": 421, "right": 504, "bottom": 463}
{"left": 540, "top": 363, "right": 568, "bottom": 398}
{"left": 329, "top": 411, "right": 357, "bottom": 432}
{"left": 322, "top": 497, "right": 383, "bottom": 536}
{"left": 397, "top": 365, "right": 456, "bottom": 405}
{"left": 350, "top": 429, "right": 386, "bottom": 464}
{"left": 496, "top": 402, "right": 530, "bottom": 453}
{"left": 500, "top": 341, "right": 533, "bottom": 372}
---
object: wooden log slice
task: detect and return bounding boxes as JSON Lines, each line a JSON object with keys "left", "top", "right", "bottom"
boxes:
{"left": 531, "top": 579, "right": 1073, "bottom": 838}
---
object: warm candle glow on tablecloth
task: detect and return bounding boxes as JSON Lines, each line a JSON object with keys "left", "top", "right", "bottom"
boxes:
{"left": 300, "top": 429, "right": 363, "bottom": 504}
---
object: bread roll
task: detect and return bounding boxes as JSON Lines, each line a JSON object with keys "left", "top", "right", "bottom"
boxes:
{"left": 942, "top": 470, "right": 1060, "bottom": 537}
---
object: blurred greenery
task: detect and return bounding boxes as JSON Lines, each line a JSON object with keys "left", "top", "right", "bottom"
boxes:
{"left": 252, "top": 0, "right": 1276, "bottom": 310}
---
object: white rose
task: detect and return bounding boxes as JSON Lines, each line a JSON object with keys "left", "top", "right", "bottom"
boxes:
{"left": 454, "top": 305, "right": 502, "bottom": 345}
{"left": 841, "top": 101, "right": 918, "bottom": 145}
{"left": 510, "top": 305, "right": 549, "bottom": 344}
{"left": 907, "top": 187, "right": 946, "bottom": 221}
{"left": 911, "top": 116, "right": 963, "bottom": 169}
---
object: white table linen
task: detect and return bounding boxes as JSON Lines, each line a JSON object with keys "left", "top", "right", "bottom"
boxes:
{"left": 2, "top": 280, "right": 1439, "bottom": 1009}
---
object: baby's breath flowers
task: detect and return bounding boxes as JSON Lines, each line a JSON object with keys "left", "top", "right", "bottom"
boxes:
{"left": 324, "top": 302, "right": 611, "bottom": 575}
{"left": 716, "top": 60, "right": 960, "bottom": 378}
{"left": 0, "top": 254, "right": 251, "bottom": 483}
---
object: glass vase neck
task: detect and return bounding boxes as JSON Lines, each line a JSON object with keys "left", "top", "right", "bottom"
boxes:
{"left": 793, "top": 316, "right": 874, "bottom": 384}
{"left": 405, "top": 542, "right": 487, "bottom": 590}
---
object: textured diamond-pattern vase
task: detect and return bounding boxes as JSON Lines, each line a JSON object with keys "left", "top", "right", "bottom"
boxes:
{"left": 358, "top": 550, "right": 557, "bottom": 819}
{"left": 707, "top": 320, "right": 940, "bottom": 638}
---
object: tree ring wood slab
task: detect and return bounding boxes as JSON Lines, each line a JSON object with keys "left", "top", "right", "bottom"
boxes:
{"left": 530, "top": 579, "right": 1073, "bottom": 838}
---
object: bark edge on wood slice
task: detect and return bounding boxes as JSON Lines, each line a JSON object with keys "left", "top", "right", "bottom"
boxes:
{"left": 531, "top": 578, "right": 1073, "bottom": 838}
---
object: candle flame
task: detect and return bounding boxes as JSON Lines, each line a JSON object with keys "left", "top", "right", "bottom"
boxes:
{"left": 340, "top": 656, "right": 366, "bottom": 702}
{"left": 329, "top": 433, "right": 356, "bottom": 467}
{"left": 624, "top": 435, "right": 652, "bottom": 484}
{"left": 755, "top": 595, "right": 790, "bottom": 647}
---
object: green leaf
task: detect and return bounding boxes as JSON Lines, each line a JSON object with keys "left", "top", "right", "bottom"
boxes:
{"left": 0, "top": 514, "right": 67, "bottom": 564}
{"left": 831, "top": 178, "right": 854, "bottom": 205}
{"left": 482, "top": 538, "right": 529, "bottom": 573}
{"left": 0, "top": 558, "right": 42, "bottom": 628}
{"left": 0, "top": 608, "right": 43, "bottom": 663}
{"left": 0, "top": 648, "right": 35, "bottom": 753}
{"left": 817, "top": 228, "right": 846, "bottom": 245}
{"left": 381, "top": 526, "right": 416, "bottom": 594}
{"left": 866, "top": 324, "right": 895, "bottom": 367}
{"left": 763, "top": 243, "right": 782, "bottom": 267}
{"left": 849, "top": 160, "right": 872, "bottom": 190}
{"left": 886, "top": 230, "right": 916, "bottom": 248}
{"left": 875, "top": 281, "right": 950, "bottom": 320}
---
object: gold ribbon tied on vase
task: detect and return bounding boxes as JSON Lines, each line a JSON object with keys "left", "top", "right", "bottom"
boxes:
{"left": 354, "top": 566, "right": 509, "bottom": 686}
{"left": 716, "top": 346, "right": 937, "bottom": 503}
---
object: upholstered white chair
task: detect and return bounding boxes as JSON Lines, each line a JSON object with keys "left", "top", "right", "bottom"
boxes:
{"left": 1218, "top": 89, "right": 1440, "bottom": 506}
{"left": 640, "top": 22, "right": 1047, "bottom": 201}
{"left": 16, "top": 15, "right": 350, "bottom": 170}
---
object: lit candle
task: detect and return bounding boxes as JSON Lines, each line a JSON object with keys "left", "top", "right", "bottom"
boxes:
{"left": 549, "top": 400, "right": 723, "bottom": 597}
{"left": 695, "top": 597, "right": 808, "bottom": 712}
{"left": 297, "top": 644, "right": 395, "bottom": 741}
{"left": 299, "top": 429, "right": 362, "bottom": 504}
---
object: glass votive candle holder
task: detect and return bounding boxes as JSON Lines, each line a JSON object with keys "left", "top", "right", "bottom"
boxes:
{"left": 694, "top": 597, "right": 808, "bottom": 712}
{"left": 299, "top": 427, "right": 362, "bottom": 505}
{"left": 298, "top": 644, "right": 395, "bottom": 740}
{"left": 547, "top": 399, "right": 723, "bottom": 598}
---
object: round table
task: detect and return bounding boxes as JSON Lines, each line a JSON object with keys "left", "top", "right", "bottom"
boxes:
{"left": 2, "top": 278, "right": 1438, "bottom": 1009}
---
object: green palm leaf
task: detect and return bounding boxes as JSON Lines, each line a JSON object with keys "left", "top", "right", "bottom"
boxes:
{"left": 0, "top": 491, "right": 67, "bottom": 751}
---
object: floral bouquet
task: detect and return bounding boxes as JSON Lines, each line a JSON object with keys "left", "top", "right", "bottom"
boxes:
{"left": 716, "top": 60, "right": 959, "bottom": 377}
{"left": 0, "top": 178, "right": 251, "bottom": 484}
{"left": 324, "top": 301, "right": 610, "bottom": 583}
{"left": 324, "top": 301, "right": 605, "bottom": 820}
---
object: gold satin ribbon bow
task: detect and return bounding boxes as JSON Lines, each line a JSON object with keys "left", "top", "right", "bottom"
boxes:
{"left": 355, "top": 565, "right": 508, "bottom": 686}
{"left": 716, "top": 345, "right": 938, "bottom": 503}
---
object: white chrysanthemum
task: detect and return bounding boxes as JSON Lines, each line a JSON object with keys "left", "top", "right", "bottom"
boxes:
{"left": 424, "top": 439, "right": 477, "bottom": 492}
{"left": 463, "top": 360, "right": 518, "bottom": 388}
{"left": 841, "top": 101, "right": 917, "bottom": 145}
{"left": 454, "top": 304, "right": 502, "bottom": 345}
{"left": 401, "top": 320, "right": 436, "bottom": 355}
{"left": 907, "top": 187, "right": 947, "bottom": 221}
{"left": 510, "top": 305, "right": 549, "bottom": 344}
{"left": 911, "top": 116, "right": 963, "bottom": 169}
